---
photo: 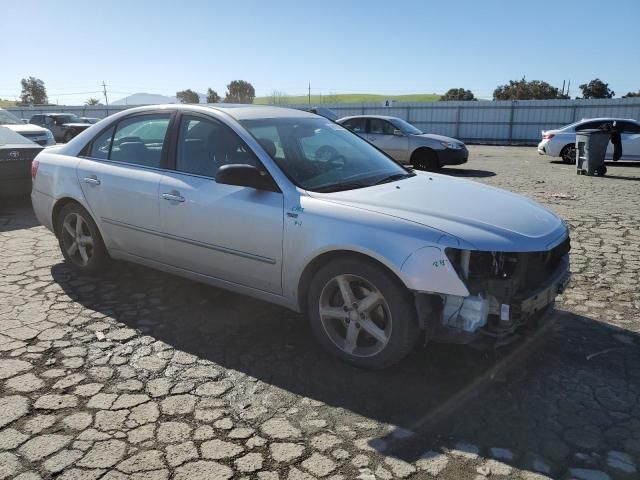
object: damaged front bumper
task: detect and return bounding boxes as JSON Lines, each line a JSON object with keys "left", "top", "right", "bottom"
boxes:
{"left": 418, "top": 237, "right": 571, "bottom": 348}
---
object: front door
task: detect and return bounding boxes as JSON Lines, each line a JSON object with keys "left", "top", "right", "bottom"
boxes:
{"left": 159, "top": 113, "right": 284, "bottom": 294}
{"left": 367, "top": 118, "right": 409, "bottom": 162}
{"left": 76, "top": 112, "right": 172, "bottom": 260}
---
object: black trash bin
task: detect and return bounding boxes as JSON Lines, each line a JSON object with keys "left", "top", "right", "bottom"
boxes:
{"left": 575, "top": 128, "right": 610, "bottom": 176}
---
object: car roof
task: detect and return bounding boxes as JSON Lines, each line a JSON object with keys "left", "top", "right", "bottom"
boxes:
{"left": 338, "top": 114, "right": 399, "bottom": 122}
{"left": 112, "top": 104, "right": 319, "bottom": 121}
{"left": 576, "top": 117, "right": 637, "bottom": 123}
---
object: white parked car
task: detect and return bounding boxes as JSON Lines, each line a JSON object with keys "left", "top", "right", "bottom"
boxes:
{"left": 538, "top": 118, "right": 640, "bottom": 163}
{"left": 31, "top": 104, "right": 570, "bottom": 368}
{"left": 0, "top": 108, "right": 55, "bottom": 146}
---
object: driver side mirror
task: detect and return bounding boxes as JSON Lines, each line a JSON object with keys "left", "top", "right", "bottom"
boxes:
{"left": 392, "top": 129, "right": 404, "bottom": 136}
{"left": 215, "top": 164, "right": 279, "bottom": 192}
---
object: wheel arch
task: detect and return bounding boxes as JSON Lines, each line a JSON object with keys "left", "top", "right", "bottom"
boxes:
{"left": 296, "top": 249, "right": 409, "bottom": 314}
{"left": 410, "top": 146, "right": 439, "bottom": 163}
{"left": 51, "top": 197, "right": 100, "bottom": 238}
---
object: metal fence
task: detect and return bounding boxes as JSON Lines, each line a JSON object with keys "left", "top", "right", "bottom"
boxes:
{"left": 7, "top": 98, "right": 640, "bottom": 145}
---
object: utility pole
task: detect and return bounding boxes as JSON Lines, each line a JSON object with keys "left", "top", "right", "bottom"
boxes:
{"left": 561, "top": 80, "right": 566, "bottom": 96}
{"left": 308, "top": 82, "right": 311, "bottom": 105}
{"left": 567, "top": 80, "right": 571, "bottom": 98}
{"left": 102, "top": 81, "right": 109, "bottom": 106}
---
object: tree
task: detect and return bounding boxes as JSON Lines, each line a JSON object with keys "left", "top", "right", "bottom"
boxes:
{"left": 493, "top": 78, "right": 568, "bottom": 100}
{"left": 270, "top": 90, "right": 289, "bottom": 105}
{"left": 206, "top": 88, "right": 221, "bottom": 103}
{"left": 19, "top": 77, "right": 48, "bottom": 105}
{"left": 623, "top": 91, "right": 640, "bottom": 98}
{"left": 224, "top": 80, "right": 255, "bottom": 104}
{"left": 579, "top": 78, "right": 614, "bottom": 99}
{"left": 85, "top": 97, "right": 101, "bottom": 105}
{"left": 176, "top": 89, "right": 199, "bottom": 104}
{"left": 440, "top": 88, "right": 476, "bottom": 101}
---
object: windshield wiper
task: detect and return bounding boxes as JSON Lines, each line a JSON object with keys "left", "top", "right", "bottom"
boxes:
{"left": 313, "top": 182, "right": 369, "bottom": 193}
{"left": 373, "top": 172, "right": 415, "bottom": 185}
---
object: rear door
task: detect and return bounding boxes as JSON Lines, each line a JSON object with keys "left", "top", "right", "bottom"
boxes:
{"left": 367, "top": 118, "right": 409, "bottom": 162}
{"left": 76, "top": 112, "right": 173, "bottom": 260}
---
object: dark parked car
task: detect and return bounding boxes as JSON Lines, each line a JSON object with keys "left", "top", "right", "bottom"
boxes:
{"left": 80, "top": 117, "right": 100, "bottom": 124}
{"left": 30, "top": 113, "right": 92, "bottom": 143}
{"left": 0, "top": 127, "right": 43, "bottom": 196}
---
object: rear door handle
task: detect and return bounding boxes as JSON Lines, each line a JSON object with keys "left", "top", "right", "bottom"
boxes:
{"left": 162, "top": 192, "right": 185, "bottom": 203}
{"left": 83, "top": 176, "right": 101, "bottom": 185}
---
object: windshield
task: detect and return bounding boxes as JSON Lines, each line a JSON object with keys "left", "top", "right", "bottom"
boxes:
{"left": 241, "top": 117, "right": 413, "bottom": 192}
{"left": 390, "top": 118, "right": 422, "bottom": 135}
{"left": 0, "top": 109, "right": 23, "bottom": 125}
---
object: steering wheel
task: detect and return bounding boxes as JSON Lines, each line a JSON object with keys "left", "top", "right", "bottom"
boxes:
{"left": 315, "top": 146, "right": 346, "bottom": 170}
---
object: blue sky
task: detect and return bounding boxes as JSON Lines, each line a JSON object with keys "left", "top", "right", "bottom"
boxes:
{"left": 2, "top": 0, "right": 638, "bottom": 104}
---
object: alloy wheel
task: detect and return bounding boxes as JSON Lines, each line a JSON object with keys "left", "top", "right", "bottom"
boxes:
{"left": 318, "top": 274, "right": 392, "bottom": 357}
{"left": 562, "top": 145, "right": 576, "bottom": 163}
{"left": 61, "top": 212, "right": 94, "bottom": 267}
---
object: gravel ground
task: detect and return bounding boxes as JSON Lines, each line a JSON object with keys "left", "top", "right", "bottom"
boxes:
{"left": 1, "top": 146, "right": 639, "bottom": 480}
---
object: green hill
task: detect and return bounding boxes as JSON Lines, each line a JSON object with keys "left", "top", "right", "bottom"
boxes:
{"left": 254, "top": 93, "right": 440, "bottom": 105}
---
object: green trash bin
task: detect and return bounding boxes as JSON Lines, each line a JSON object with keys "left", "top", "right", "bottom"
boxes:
{"left": 575, "top": 128, "right": 610, "bottom": 176}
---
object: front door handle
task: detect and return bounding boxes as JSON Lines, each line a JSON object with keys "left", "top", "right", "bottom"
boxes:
{"left": 83, "top": 176, "right": 101, "bottom": 185}
{"left": 162, "top": 192, "right": 185, "bottom": 203}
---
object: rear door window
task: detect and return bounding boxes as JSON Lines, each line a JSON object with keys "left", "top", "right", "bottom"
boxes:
{"left": 109, "top": 114, "right": 171, "bottom": 168}
{"left": 341, "top": 118, "right": 366, "bottom": 133}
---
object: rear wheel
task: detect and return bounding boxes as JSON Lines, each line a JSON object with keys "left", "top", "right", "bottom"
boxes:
{"left": 56, "top": 203, "right": 109, "bottom": 274}
{"left": 560, "top": 144, "right": 576, "bottom": 164}
{"left": 307, "top": 258, "right": 419, "bottom": 369}
{"left": 63, "top": 130, "right": 74, "bottom": 143}
{"left": 411, "top": 148, "right": 440, "bottom": 171}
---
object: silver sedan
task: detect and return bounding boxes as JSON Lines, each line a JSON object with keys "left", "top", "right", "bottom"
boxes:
{"left": 338, "top": 115, "right": 468, "bottom": 170}
{"left": 31, "top": 105, "right": 570, "bottom": 369}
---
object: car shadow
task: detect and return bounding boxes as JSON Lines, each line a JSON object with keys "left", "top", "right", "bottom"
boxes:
{"left": 51, "top": 260, "right": 640, "bottom": 476}
{"left": 438, "top": 167, "right": 496, "bottom": 178}
{"left": 0, "top": 195, "right": 40, "bottom": 232}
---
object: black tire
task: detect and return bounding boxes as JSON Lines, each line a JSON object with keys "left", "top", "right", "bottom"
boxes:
{"left": 560, "top": 144, "right": 576, "bottom": 164}
{"left": 307, "top": 257, "right": 419, "bottom": 369}
{"left": 412, "top": 148, "right": 440, "bottom": 171}
{"left": 63, "top": 131, "right": 74, "bottom": 143}
{"left": 597, "top": 165, "right": 607, "bottom": 176}
{"left": 56, "top": 202, "right": 109, "bottom": 275}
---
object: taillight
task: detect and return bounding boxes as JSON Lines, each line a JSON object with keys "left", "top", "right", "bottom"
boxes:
{"left": 543, "top": 133, "right": 555, "bottom": 140}
{"left": 31, "top": 160, "right": 39, "bottom": 179}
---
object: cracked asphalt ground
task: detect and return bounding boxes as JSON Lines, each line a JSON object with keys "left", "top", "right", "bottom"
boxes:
{"left": 1, "top": 146, "right": 640, "bottom": 480}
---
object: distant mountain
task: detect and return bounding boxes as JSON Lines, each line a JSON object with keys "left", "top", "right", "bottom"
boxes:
{"left": 112, "top": 92, "right": 208, "bottom": 105}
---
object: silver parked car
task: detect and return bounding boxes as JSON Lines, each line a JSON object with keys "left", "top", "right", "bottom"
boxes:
{"left": 31, "top": 104, "right": 570, "bottom": 368}
{"left": 338, "top": 115, "right": 468, "bottom": 170}
{"left": 538, "top": 118, "right": 640, "bottom": 163}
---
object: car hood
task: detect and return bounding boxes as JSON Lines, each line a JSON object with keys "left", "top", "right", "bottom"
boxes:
{"left": 2, "top": 124, "right": 48, "bottom": 135}
{"left": 412, "top": 133, "right": 465, "bottom": 145}
{"left": 308, "top": 173, "right": 567, "bottom": 252}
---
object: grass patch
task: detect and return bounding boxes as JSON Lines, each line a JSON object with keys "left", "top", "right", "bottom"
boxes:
{"left": 0, "top": 99, "right": 17, "bottom": 107}
{"left": 254, "top": 93, "right": 440, "bottom": 105}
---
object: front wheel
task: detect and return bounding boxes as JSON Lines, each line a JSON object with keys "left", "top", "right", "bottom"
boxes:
{"left": 412, "top": 149, "right": 440, "bottom": 171}
{"left": 307, "top": 258, "right": 419, "bottom": 369}
{"left": 56, "top": 203, "right": 109, "bottom": 274}
{"left": 63, "top": 131, "right": 74, "bottom": 143}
